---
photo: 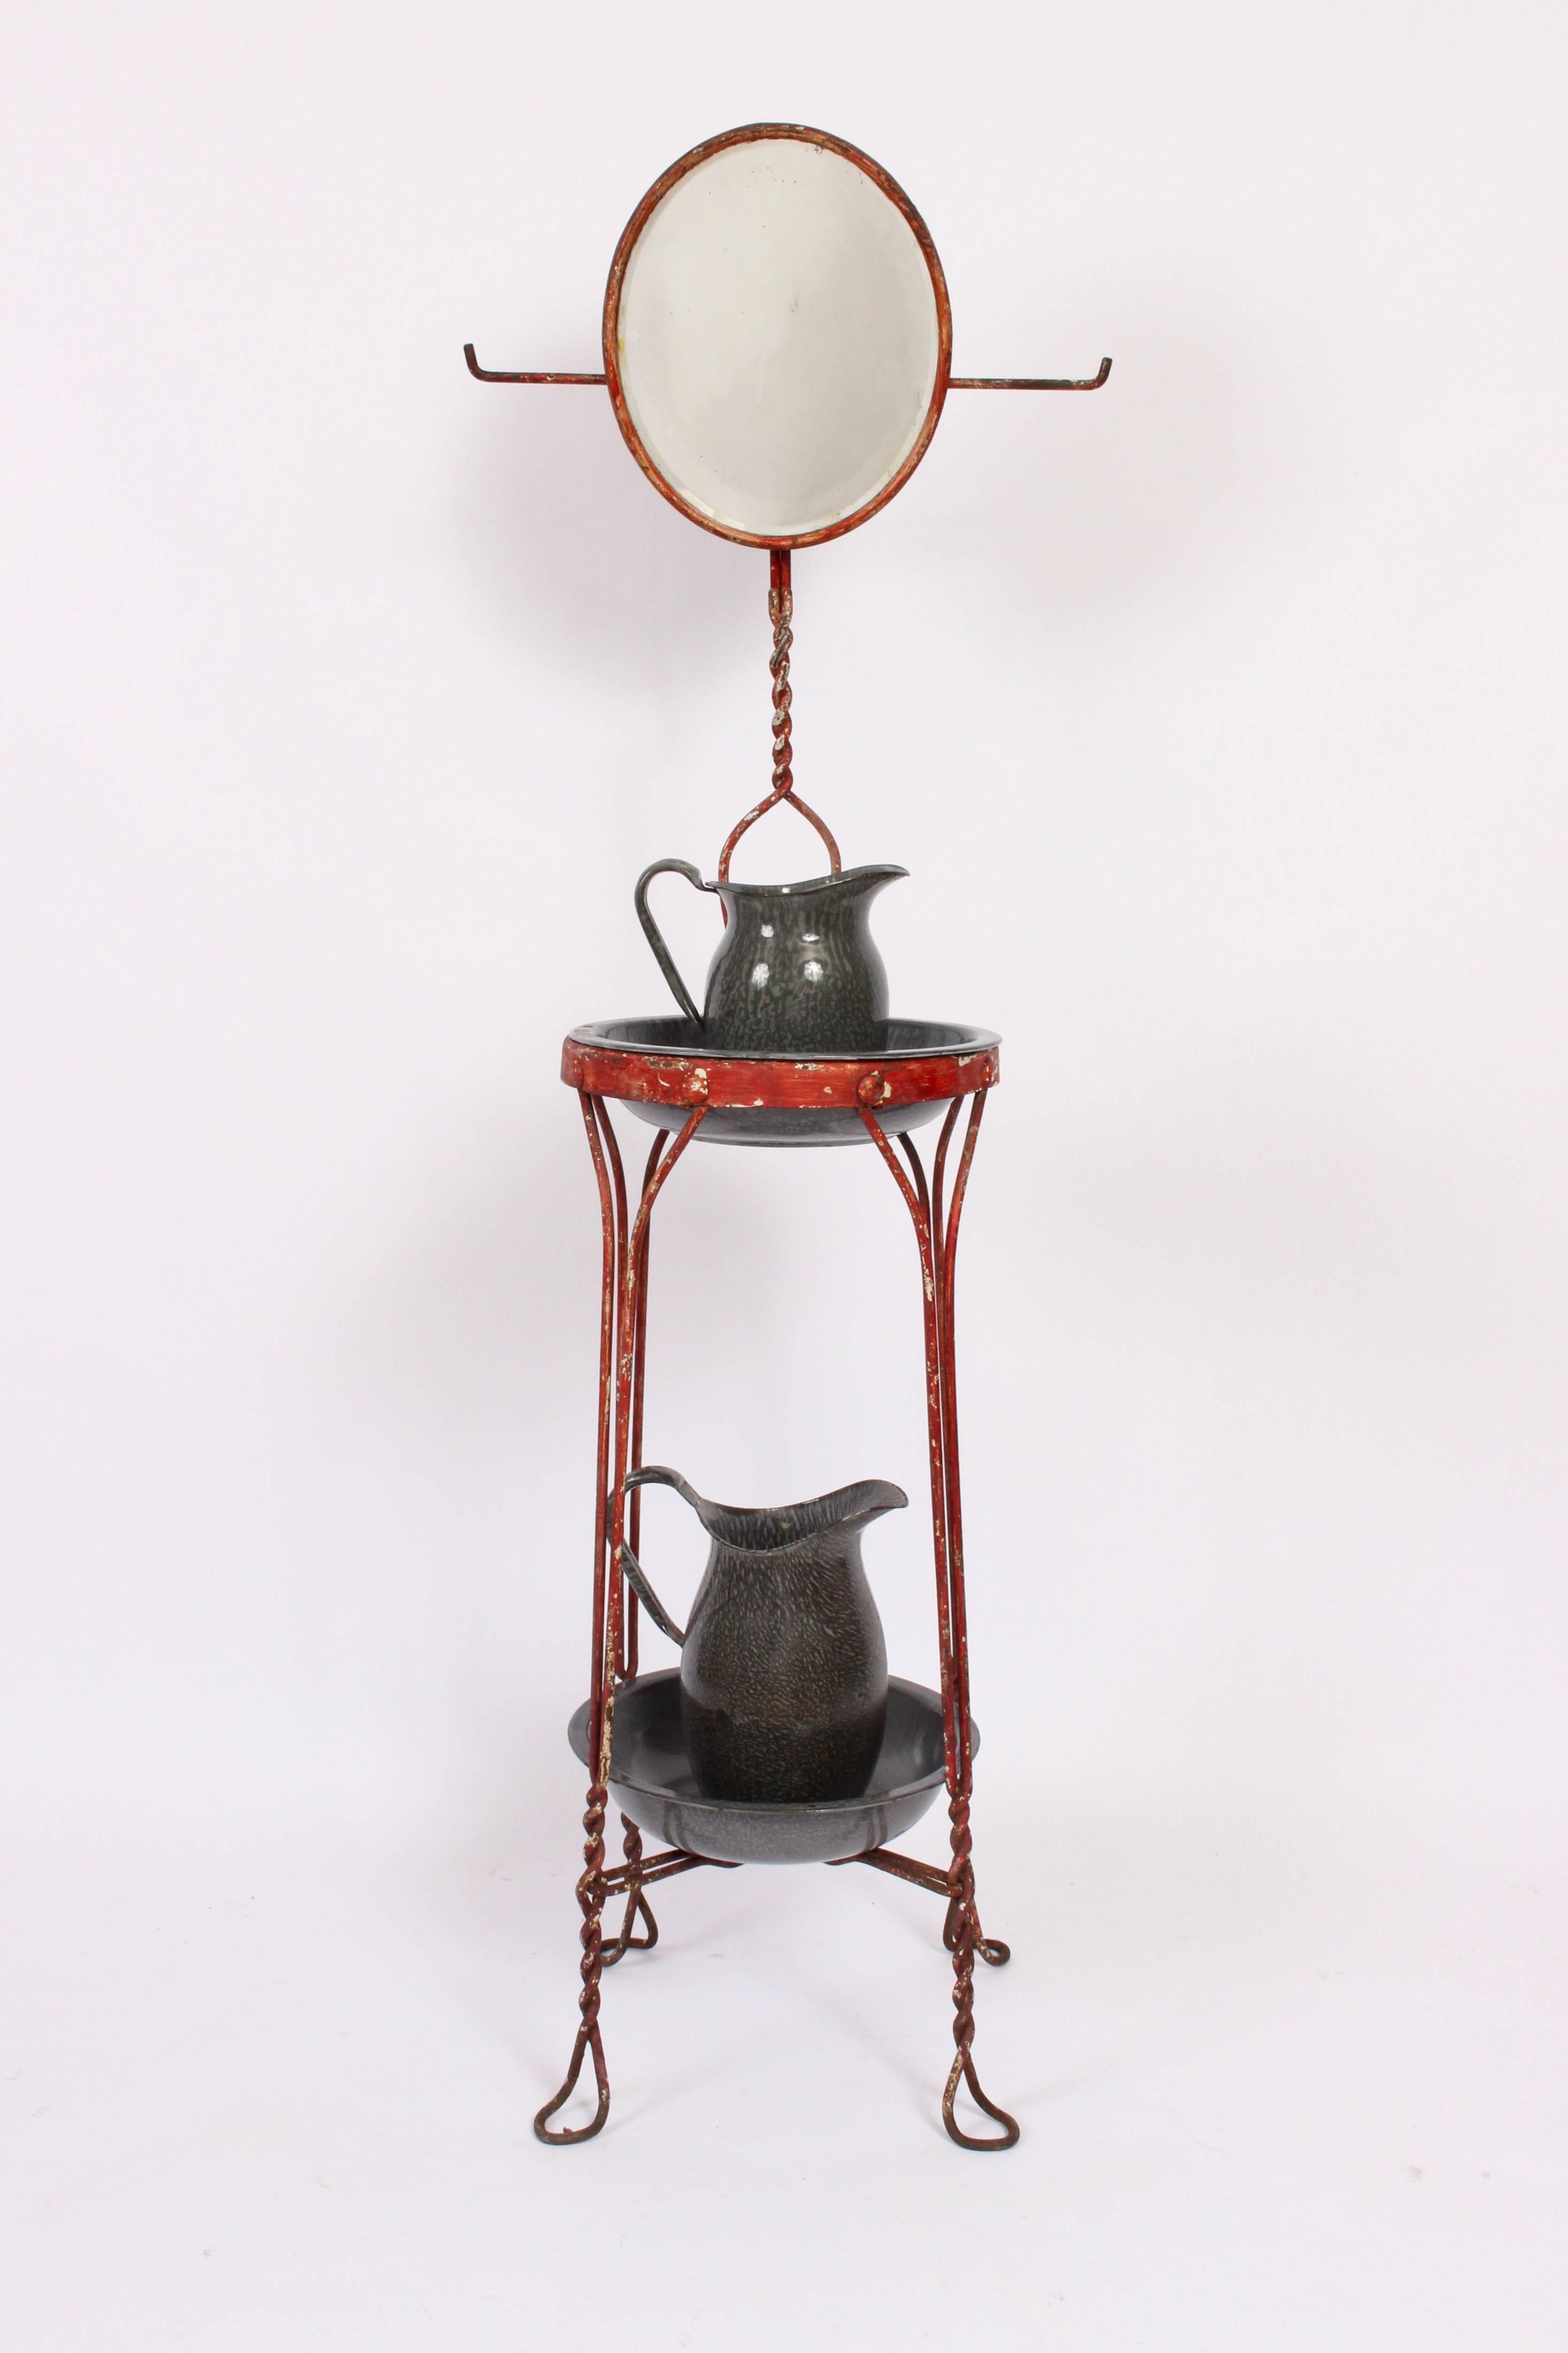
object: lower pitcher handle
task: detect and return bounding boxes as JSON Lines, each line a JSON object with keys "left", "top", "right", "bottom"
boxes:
{"left": 618, "top": 1465, "right": 702, "bottom": 1648}
{"left": 617, "top": 1541, "right": 686, "bottom": 1648}
{"left": 634, "top": 859, "right": 709, "bottom": 1027}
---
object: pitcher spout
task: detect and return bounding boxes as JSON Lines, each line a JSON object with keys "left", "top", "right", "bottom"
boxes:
{"left": 820, "top": 1477, "right": 909, "bottom": 1536}
{"left": 679, "top": 1475, "right": 907, "bottom": 1551}
{"left": 620, "top": 1464, "right": 907, "bottom": 1558}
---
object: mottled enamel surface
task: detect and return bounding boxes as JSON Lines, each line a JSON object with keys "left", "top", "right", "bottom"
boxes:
{"left": 567, "top": 1673, "right": 974, "bottom": 1865}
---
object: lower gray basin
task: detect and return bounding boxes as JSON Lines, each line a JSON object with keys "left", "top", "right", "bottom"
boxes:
{"left": 567, "top": 1669, "right": 965, "bottom": 1865}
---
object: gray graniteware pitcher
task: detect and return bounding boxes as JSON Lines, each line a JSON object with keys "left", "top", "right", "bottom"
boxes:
{"left": 633, "top": 861, "right": 907, "bottom": 1053}
{"left": 619, "top": 1466, "right": 907, "bottom": 1804}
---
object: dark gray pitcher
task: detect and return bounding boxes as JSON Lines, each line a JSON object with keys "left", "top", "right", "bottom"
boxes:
{"left": 619, "top": 1466, "right": 907, "bottom": 1804}
{"left": 633, "top": 861, "right": 907, "bottom": 1053}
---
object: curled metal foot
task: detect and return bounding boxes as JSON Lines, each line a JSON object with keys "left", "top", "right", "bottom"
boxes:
{"left": 539, "top": 1768, "right": 613, "bottom": 2145}
{"left": 533, "top": 2024, "right": 610, "bottom": 2144}
{"left": 943, "top": 1893, "right": 1010, "bottom": 1968}
{"left": 940, "top": 1791, "right": 1017, "bottom": 2145}
{"left": 942, "top": 2049, "right": 1021, "bottom": 2151}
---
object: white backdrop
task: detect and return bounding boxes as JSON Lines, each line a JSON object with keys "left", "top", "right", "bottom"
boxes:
{"left": 3, "top": 3, "right": 1565, "bottom": 2346}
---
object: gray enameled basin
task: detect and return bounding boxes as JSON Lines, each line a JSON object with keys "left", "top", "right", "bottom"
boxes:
{"left": 567, "top": 1669, "right": 968, "bottom": 1865}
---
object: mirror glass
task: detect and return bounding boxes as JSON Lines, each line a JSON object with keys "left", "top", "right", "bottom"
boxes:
{"left": 610, "top": 136, "right": 944, "bottom": 544}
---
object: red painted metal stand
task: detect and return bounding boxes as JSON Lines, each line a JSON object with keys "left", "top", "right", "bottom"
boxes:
{"left": 535, "top": 1036, "right": 1016, "bottom": 2150}
{"left": 533, "top": 549, "right": 1018, "bottom": 2151}
{"left": 464, "top": 157, "right": 1113, "bottom": 2153}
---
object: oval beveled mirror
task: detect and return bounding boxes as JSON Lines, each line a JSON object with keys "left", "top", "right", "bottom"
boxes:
{"left": 603, "top": 125, "right": 951, "bottom": 549}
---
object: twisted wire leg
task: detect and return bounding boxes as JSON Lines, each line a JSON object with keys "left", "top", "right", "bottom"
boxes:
{"left": 862, "top": 1100, "right": 1018, "bottom": 2150}
{"left": 538, "top": 1098, "right": 706, "bottom": 2146}
{"left": 533, "top": 1775, "right": 612, "bottom": 2144}
{"left": 601, "top": 1812, "right": 658, "bottom": 1966}
{"left": 716, "top": 550, "right": 841, "bottom": 880}
{"left": 941, "top": 1793, "right": 1020, "bottom": 2151}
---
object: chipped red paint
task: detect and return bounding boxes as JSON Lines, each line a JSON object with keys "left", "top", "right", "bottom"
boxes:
{"left": 559, "top": 1036, "right": 999, "bottom": 1112}
{"left": 536, "top": 1053, "right": 1017, "bottom": 2153}
{"left": 524, "top": 129, "right": 1017, "bottom": 2152}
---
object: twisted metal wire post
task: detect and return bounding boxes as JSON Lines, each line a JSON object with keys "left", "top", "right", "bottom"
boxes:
{"left": 535, "top": 1098, "right": 706, "bottom": 2144}
{"left": 860, "top": 1094, "right": 1020, "bottom": 2151}
{"left": 532, "top": 1772, "right": 613, "bottom": 2144}
{"left": 534, "top": 1092, "right": 622, "bottom": 2144}
{"left": 717, "top": 550, "right": 842, "bottom": 881}
{"left": 930, "top": 1093, "right": 1018, "bottom": 2149}
{"left": 769, "top": 549, "right": 794, "bottom": 798}
{"left": 938, "top": 1789, "right": 1017, "bottom": 2151}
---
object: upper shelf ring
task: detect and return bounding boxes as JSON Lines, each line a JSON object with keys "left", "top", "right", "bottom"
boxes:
{"left": 600, "top": 124, "right": 952, "bottom": 551}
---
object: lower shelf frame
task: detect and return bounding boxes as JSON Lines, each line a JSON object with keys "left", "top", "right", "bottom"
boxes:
{"left": 536, "top": 1057, "right": 1017, "bottom": 2151}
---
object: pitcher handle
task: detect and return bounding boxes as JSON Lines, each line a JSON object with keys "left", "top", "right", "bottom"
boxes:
{"left": 633, "top": 859, "right": 710, "bottom": 1027}
{"left": 617, "top": 1465, "right": 703, "bottom": 1647}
